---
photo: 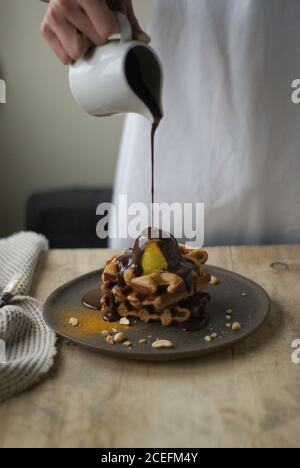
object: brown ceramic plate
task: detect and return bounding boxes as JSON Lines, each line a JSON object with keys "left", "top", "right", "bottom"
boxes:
{"left": 43, "top": 266, "right": 270, "bottom": 361}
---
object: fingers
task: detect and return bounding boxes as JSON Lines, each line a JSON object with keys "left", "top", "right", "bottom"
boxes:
{"left": 40, "top": 0, "right": 150, "bottom": 67}
{"left": 41, "top": 21, "right": 72, "bottom": 65}
{"left": 45, "top": 3, "right": 92, "bottom": 61}
{"left": 78, "top": 0, "right": 119, "bottom": 40}
{"left": 131, "top": 18, "right": 151, "bottom": 44}
{"left": 112, "top": 0, "right": 151, "bottom": 44}
{"left": 127, "top": 0, "right": 151, "bottom": 43}
{"left": 41, "top": 0, "right": 117, "bottom": 65}
{"left": 58, "top": 0, "right": 106, "bottom": 46}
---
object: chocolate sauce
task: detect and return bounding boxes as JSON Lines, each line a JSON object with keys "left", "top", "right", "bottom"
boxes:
{"left": 180, "top": 293, "right": 211, "bottom": 332}
{"left": 125, "top": 47, "right": 163, "bottom": 225}
{"left": 181, "top": 315, "right": 209, "bottom": 332}
{"left": 81, "top": 287, "right": 120, "bottom": 322}
{"left": 102, "top": 294, "right": 120, "bottom": 322}
{"left": 82, "top": 288, "right": 210, "bottom": 331}
{"left": 111, "top": 228, "right": 198, "bottom": 294}
{"left": 151, "top": 122, "right": 158, "bottom": 224}
{"left": 81, "top": 289, "right": 101, "bottom": 311}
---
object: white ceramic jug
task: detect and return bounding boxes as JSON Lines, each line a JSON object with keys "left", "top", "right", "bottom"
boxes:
{"left": 69, "top": 12, "right": 163, "bottom": 122}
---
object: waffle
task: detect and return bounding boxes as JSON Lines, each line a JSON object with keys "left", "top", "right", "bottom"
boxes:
{"left": 100, "top": 244, "right": 211, "bottom": 326}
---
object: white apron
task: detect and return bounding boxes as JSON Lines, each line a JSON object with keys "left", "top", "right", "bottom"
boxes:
{"left": 110, "top": 0, "right": 300, "bottom": 248}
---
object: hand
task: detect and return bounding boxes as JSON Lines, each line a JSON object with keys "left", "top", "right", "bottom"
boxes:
{"left": 41, "top": 0, "right": 150, "bottom": 65}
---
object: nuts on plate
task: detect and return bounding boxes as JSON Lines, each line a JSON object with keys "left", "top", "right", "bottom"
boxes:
{"left": 152, "top": 339, "right": 173, "bottom": 349}
{"left": 68, "top": 317, "right": 79, "bottom": 327}
{"left": 204, "top": 336, "right": 212, "bottom": 342}
{"left": 106, "top": 335, "right": 115, "bottom": 345}
{"left": 210, "top": 275, "right": 220, "bottom": 285}
{"left": 114, "top": 332, "right": 126, "bottom": 343}
{"left": 119, "top": 317, "right": 130, "bottom": 326}
{"left": 123, "top": 341, "right": 132, "bottom": 347}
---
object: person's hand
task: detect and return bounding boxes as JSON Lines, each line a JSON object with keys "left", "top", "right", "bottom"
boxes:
{"left": 41, "top": 0, "right": 150, "bottom": 65}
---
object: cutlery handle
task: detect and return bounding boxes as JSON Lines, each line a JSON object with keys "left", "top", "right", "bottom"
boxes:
{"left": 3, "top": 274, "right": 23, "bottom": 295}
{"left": 0, "top": 274, "right": 23, "bottom": 308}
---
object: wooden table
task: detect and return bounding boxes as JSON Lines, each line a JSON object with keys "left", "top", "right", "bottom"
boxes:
{"left": 0, "top": 246, "right": 299, "bottom": 448}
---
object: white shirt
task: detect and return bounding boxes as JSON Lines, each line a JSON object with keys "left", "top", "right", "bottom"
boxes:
{"left": 111, "top": 0, "right": 300, "bottom": 248}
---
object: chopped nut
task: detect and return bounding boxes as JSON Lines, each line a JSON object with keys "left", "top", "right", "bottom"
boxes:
{"left": 226, "top": 315, "right": 232, "bottom": 321}
{"left": 152, "top": 339, "right": 173, "bottom": 349}
{"left": 204, "top": 336, "right": 212, "bottom": 342}
{"left": 210, "top": 275, "right": 220, "bottom": 285}
{"left": 119, "top": 317, "right": 130, "bottom": 326}
{"left": 226, "top": 323, "right": 232, "bottom": 328}
{"left": 232, "top": 322, "right": 241, "bottom": 331}
{"left": 112, "top": 328, "right": 119, "bottom": 334}
{"left": 101, "top": 330, "right": 110, "bottom": 337}
{"left": 139, "top": 339, "right": 146, "bottom": 344}
{"left": 226, "top": 308, "right": 233, "bottom": 315}
{"left": 114, "top": 332, "right": 126, "bottom": 343}
{"left": 106, "top": 335, "right": 115, "bottom": 345}
{"left": 68, "top": 317, "right": 79, "bottom": 327}
{"left": 211, "top": 333, "right": 218, "bottom": 339}
{"left": 123, "top": 341, "right": 132, "bottom": 347}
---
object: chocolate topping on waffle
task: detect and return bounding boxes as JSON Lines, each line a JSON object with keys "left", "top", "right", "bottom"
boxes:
{"left": 114, "top": 228, "right": 200, "bottom": 292}
{"left": 100, "top": 229, "right": 211, "bottom": 326}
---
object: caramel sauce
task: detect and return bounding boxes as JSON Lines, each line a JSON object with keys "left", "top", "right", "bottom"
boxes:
{"left": 60, "top": 308, "right": 128, "bottom": 337}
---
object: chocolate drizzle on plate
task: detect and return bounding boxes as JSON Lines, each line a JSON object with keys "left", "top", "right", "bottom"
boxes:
{"left": 81, "top": 288, "right": 120, "bottom": 322}
{"left": 180, "top": 293, "right": 211, "bottom": 332}
{"left": 81, "top": 289, "right": 101, "bottom": 311}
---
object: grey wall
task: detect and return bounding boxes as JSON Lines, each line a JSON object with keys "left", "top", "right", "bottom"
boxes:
{"left": 0, "top": 0, "right": 151, "bottom": 237}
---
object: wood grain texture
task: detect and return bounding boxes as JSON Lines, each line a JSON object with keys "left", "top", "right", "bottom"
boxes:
{"left": 0, "top": 246, "right": 299, "bottom": 448}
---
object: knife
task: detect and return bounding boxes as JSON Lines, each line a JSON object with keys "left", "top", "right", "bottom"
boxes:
{"left": 0, "top": 274, "right": 23, "bottom": 308}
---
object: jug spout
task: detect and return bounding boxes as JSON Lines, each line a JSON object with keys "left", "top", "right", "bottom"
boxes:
{"left": 136, "top": 99, "right": 163, "bottom": 124}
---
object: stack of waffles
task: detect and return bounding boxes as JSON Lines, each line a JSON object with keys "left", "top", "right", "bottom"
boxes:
{"left": 101, "top": 244, "right": 211, "bottom": 326}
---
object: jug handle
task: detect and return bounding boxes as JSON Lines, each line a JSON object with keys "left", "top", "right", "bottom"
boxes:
{"left": 113, "top": 11, "right": 133, "bottom": 43}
